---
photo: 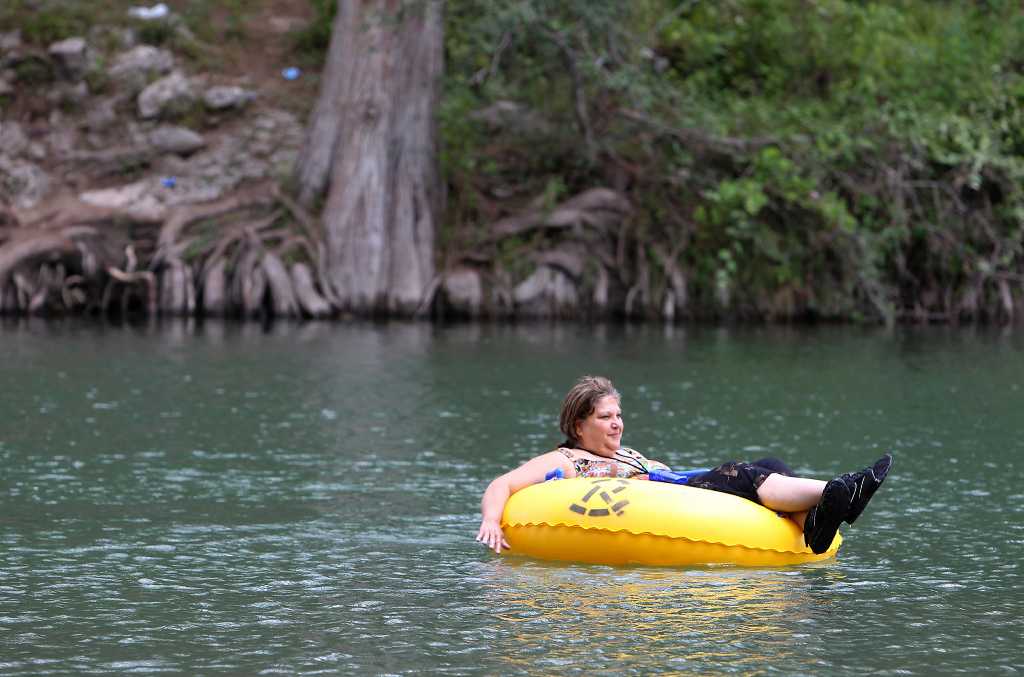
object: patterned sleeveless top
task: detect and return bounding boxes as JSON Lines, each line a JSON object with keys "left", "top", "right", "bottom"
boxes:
{"left": 557, "top": 447, "right": 669, "bottom": 479}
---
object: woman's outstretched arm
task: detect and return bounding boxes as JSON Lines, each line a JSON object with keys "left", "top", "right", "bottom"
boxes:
{"left": 477, "top": 451, "right": 574, "bottom": 553}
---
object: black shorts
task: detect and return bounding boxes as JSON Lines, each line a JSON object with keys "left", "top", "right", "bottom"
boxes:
{"left": 685, "top": 457, "right": 795, "bottom": 504}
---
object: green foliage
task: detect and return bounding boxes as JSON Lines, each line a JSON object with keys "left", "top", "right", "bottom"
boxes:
{"left": 176, "top": 0, "right": 251, "bottom": 44}
{"left": 0, "top": 0, "right": 255, "bottom": 51}
{"left": 134, "top": 19, "right": 177, "bottom": 47}
{"left": 15, "top": 9, "right": 81, "bottom": 44}
{"left": 12, "top": 57, "right": 55, "bottom": 85}
{"left": 291, "top": 0, "right": 336, "bottom": 60}
{"left": 9, "top": 0, "right": 1022, "bottom": 321}
{"left": 84, "top": 64, "right": 111, "bottom": 96}
{"left": 440, "top": 0, "right": 1024, "bottom": 321}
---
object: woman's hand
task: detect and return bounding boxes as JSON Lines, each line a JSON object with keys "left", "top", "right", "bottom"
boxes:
{"left": 476, "top": 518, "right": 510, "bottom": 554}
{"left": 477, "top": 451, "right": 572, "bottom": 554}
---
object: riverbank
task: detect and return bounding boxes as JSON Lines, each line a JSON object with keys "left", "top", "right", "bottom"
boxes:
{"left": 3, "top": 2, "right": 1024, "bottom": 325}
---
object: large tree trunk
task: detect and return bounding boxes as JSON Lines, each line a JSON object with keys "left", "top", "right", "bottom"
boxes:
{"left": 295, "top": 0, "right": 443, "bottom": 316}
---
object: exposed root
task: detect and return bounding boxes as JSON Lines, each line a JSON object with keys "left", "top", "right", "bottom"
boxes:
{"left": 0, "top": 182, "right": 338, "bottom": 320}
{"left": 261, "top": 251, "right": 300, "bottom": 318}
{"left": 104, "top": 246, "right": 157, "bottom": 316}
{"left": 290, "top": 263, "right": 332, "bottom": 318}
{"left": 489, "top": 188, "right": 631, "bottom": 241}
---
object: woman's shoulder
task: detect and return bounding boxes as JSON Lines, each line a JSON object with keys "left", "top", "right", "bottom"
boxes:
{"left": 618, "top": 447, "right": 670, "bottom": 472}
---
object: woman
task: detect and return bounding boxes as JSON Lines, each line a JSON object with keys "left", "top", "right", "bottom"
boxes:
{"left": 477, "top": 375, "right": 892, "bottom": 556}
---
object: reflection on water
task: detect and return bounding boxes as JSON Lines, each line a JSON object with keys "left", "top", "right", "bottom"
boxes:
{"left": 484, "top": 562, "right": 844, "bottom": 673}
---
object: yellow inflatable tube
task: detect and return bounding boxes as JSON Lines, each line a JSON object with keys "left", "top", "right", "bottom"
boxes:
{"left": 502, "top": 477, "right": 841, "bottom": 566}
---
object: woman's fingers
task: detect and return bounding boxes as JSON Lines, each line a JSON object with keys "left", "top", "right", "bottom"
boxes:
{"left": 475, "top": 522, "right": 508, "bottom": 553}
{"left": 488, "top": 527, "right": 503, "bottom": 553}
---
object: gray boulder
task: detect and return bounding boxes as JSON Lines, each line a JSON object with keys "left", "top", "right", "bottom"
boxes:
{"left": 84, "top": 98, "right": 118, "bottom": 132}
{"left": 79, "top": 179, "right": 166, "bottom": 221}
{"left": 27, "top": 142, "right": 47, "bottom": 162}
{"left": 80, "top": 106, "right": 306, "bottom": 221}
{"left": 0, "top": 31, "right": 21, "bottom": 56}
{"left": 0, "top": 157, "right": 52, "bottom": 209}
{"left": 137, "top": 71, "right": 195, "bottom": 119}
{"left": 47, "top": 81, "right": 90, "bottom": 107}
{"left": 202, "top": 85, "right": 256, "bottom": 111}
{"left": 45, "top": 118, "right": 77, "bottom": 159}
{"left": 109, "top": 45, "right": 174, "bottom": 92}
{"left": 149, "top": 125, "right": 205, "bottom": 155}
{"left": 48, "top": 37, "right": 89, "bottom": 80}
{"left": 0, "top": 121, "right": 29, "bottom": 158}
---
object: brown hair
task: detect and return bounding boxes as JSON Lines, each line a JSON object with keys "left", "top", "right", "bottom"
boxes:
{"left": 558, "top": 375, "right": 620, "bottom": 448}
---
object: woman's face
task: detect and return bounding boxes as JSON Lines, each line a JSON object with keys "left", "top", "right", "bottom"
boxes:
{"left": 574, "top": 395, "right": 623, "bottom": 457}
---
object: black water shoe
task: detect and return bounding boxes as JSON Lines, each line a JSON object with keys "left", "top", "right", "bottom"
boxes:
{"left": 840, "top": 453, "right": 893, "bottom": 525}
{"left": 804, "top": 478, "right": 851, "bottom": 555}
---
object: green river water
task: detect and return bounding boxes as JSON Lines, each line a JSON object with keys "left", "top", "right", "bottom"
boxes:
{"left": 1, "top": 319, "right": 1022, "bottom": 674}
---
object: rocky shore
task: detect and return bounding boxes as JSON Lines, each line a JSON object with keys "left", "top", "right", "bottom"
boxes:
{"left": 0, "top": 14, "right": 333, "bottom": 318}
{"left": 1, "top": 8, "right": 676, "bottom": 322}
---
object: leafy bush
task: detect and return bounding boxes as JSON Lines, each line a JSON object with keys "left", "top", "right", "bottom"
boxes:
{"left": 438, "top": 0, "right": 1024, "bottom": 321}
{"left": 291, "top": 0, "right": 336, "bottom": 60}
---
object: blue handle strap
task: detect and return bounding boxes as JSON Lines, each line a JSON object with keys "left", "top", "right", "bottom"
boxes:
{"left": 545, "top": 467, "right": 707, "bottom": 483}
{"left": 544, "top": 467, "right": 565, "bottom": 481}
{"left": 648, "top": 468, "right": 708, "bottom": 485}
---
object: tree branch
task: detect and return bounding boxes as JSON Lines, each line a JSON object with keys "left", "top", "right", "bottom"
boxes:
{"left": 546, "top": 29, "right": 596, "bottom": 163}
{"left": 489, "top": 187, "right": 631, "bottom": 240}
{"left": 618, "top": 108, "right": 778, "bottom": 155}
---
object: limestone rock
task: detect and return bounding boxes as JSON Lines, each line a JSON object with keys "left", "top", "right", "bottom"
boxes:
{"left": 0, "top": 157, "right": 52, "bottom": 209}
{"left": 27, "top": 142, "right": 46, "bottom": 162}
{"left": 48, "top": 37, "right": 89, "bottom": 80}
{"left": 179, "top": 108, "right": 303, "bottom": 195}
{"left": 149, "top": 125, "right": 205, "bottom": 155}
{"left": 71, "top": 105, "right": 304, "bottom": 222}
{"left": 66, "top": 145, "right": 153, "bottom": 179}
{"left": 267, "top": 17, "right": 306, "bottom": 33}
{"left": 109, "top": 45, "right": 174, "bottom": 91}
{"left": 137, "top": 71, "right": 195, "bottom": 119}
{"left": 48, "top": 81, "right": 90, "bottom": 107}
{"left": 0, "top": 121, "right": 30, "bottom": 158}
{"left": 84, "top": 98, "right": 118, "bottom": 132}
{"left": 0, "top": 31, "right": 21, "bottom": 56}
{"left": 203, "top": 85, "right": 256, "bottom": 111}
{"left": 79, "top": 173, "right": 222, "bottom": 222}
{"left": 45, "top": 123, "right": 78, "bottom": 160}
{"left": 80, "top": 180, "right": 164, "bottom": 221}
